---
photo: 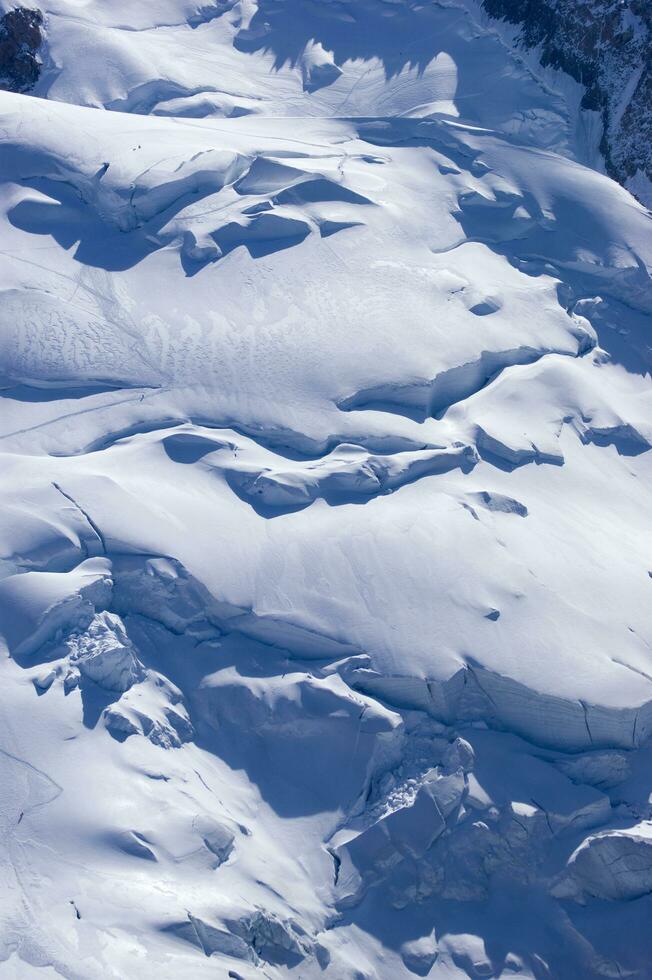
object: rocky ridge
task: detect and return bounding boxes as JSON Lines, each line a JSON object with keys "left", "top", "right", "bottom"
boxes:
{"left": 482, "top": 0, "right": 652, "bottom": 203}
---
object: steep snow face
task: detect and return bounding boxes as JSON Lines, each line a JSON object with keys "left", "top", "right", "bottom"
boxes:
{"left": 0, "top": 1, "right": 651, "bottom": 978}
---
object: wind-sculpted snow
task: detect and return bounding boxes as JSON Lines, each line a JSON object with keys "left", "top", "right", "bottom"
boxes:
{"left": 1, "top": 1, "right": 652, "bottom": 978}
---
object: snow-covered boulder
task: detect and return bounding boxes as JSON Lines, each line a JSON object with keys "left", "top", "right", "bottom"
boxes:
{"left": 558, "top": 823, "right": 652, "bottom": 902}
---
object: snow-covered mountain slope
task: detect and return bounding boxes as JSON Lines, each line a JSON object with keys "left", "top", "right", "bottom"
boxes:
{"left": 4, "top": 0, "right": 649, "bottom": 196}
{"left": 2, "top": 0, "right": 597, "bottom": 147}
{"left": 0, "top": 1, "right": 651, "bottom": 978}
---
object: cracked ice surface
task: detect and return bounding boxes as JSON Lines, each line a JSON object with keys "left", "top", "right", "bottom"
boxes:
{"left": 0, "top": 0, "right": 652, "bottom": 977}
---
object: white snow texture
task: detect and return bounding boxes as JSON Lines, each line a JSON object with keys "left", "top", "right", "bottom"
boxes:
{"left": 0, "top": 0, "right": 651, "bottom": 978}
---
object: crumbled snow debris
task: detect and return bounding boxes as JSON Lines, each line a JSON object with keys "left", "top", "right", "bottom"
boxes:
{"left": 104, "top": 672, "right": 193, "bottom": 747}
{"left": 67, "top": 611, "right": 143, "bottom": 693}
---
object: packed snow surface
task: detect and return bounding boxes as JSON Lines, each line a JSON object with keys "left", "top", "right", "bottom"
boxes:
{"left": 0, "top": 0, "right": 651, "bottom": 977}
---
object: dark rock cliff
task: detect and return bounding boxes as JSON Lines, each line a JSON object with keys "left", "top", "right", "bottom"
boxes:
{"left": 483, "top": 0, "right": 651, "bottom": 201}
{"left": 0, "top": 6, "right": 43, "bottom": 93}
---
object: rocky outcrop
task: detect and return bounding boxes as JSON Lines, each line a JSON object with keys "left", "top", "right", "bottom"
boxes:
{"left": 0, "top": 7, "right": 43, "bottom": 93}
{"left": 482, "top": 0, "right": 652, "bottom": 203}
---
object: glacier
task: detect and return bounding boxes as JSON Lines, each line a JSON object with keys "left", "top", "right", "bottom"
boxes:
{"left": 0, "top": 0, "right": 651, "bottom": 977}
